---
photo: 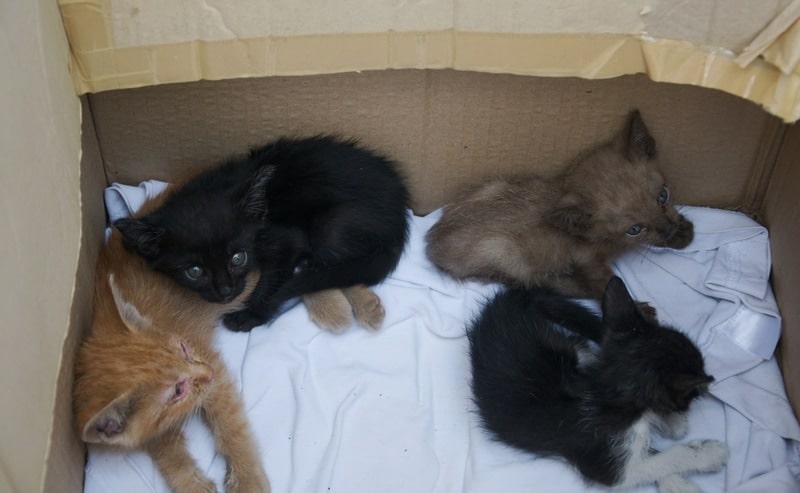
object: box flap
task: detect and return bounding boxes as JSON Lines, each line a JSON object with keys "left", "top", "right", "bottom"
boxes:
{"left": 1, "top": 0, "right": 82, "bottom": 491}
{"left": 58, "top": 0, "right": 800, "bottom": 122}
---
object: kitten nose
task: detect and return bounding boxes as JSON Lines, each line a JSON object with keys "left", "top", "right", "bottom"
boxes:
{"left": 219, "top": 285, "right": 232, "bottom": 297}
{"left": 659, "top": 221, "right": 678, "bottom": 239}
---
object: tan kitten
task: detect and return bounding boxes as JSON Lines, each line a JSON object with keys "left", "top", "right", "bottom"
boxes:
{"left": 426, "top": 110, "right": 694, "bottom": 298}
{"left": 73, "top": 228, "right": 270, "bottom": 493}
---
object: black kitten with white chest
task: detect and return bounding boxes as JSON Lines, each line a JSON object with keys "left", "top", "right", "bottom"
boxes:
{"left": 468, "top": 277, "right": 729, "bottom": 492}
{"left": 115, "top": 136, "right": 410, "bottom": 332}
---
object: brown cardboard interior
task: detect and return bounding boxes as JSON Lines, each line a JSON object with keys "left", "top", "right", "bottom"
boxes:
{"left": 43, "top": 98, "right": 108, "bottom": 493}
{"left": 764, "top": 121, "right": 800, "bottom": 413}
{"left": 46, "top": 68, "right": 800, "bottom": 491}
{"left": 87, "top": 70, "right": 782, "bottom": 214}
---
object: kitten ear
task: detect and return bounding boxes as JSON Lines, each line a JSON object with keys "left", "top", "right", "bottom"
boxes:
{"left": 82, "top": 393, "right": 134, "bottom": 444}
{"left": 601, "top": 276, "right": 639, "bottom": 329}
{"left": 240, "top": 165, "right": 275, "bottom": 219}
{"left": 616, "top": 110, "right": 656, "bottom": 162}
{"left": 108, "top": 274, "right": 151, "bottom": 332}
{"left": 114, "top": 218, "right": 165, "bottom": 258}
{"left": 547, "top": 195, "right": 592, "bottom": 236}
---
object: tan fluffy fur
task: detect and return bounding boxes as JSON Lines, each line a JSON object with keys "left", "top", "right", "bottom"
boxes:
{"left": 426, "top": 110, "right": 694, "bottom": 298}
{"left": 73, "top": 222, "right": 269, "bottom": 492}
{"left": 303, "top": 285, "right": 386, "bottom": 332}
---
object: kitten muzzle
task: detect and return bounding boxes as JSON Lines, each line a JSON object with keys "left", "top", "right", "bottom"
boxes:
{"left": 655, "top": 215, "right": 694, "bottom": 250}
{"left": 661, "top": 215, "right": 694, "bottom": 249}
{"left": 213, "top": 283, "right": 243, "bottom": 303}
{"left": 193, "top": 366, "right": 215, "bottom": 385}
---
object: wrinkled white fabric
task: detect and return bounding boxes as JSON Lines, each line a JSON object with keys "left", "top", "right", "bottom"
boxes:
{"left": 85, "top": 189, "right": 800, "bottom": 493}
{"left": 104, "top": 180, "right": 169, "bottom": 222}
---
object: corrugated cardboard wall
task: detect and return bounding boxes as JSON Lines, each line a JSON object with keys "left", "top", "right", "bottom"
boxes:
{"left": 764, "top": 122, "right": 800, "bottom": 414}
{"left": 0, "top": 1, "right": 83, "bottom": 492}
{"left": 42, "top": 98, "right": 109, "bottom": 493}
{"left": 88, "top": 70, "right": 779, "bottom": 214}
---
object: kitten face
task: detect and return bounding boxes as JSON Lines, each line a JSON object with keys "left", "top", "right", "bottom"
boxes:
{"left": 549, "top": 111, "right": 694, "bottom": 250}
{"left": 575, "top": 148, "right": 692, "bottom": 248}
{"left": 598, "top": 277, "right": 712, "bottom": 414}
{"left": 115, "top": 211, "right": 261, "bottom": 304}
{"left": 74, "top": 276, "right": 216, "bottom": 448}
{"left": 75, "top": 332, "right": 214, "bottom": 448}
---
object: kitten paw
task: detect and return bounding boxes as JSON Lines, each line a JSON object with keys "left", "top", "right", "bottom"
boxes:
{"left": 657, "top": 474, "right": 702, "bottom": 493}
{"left": 685, "top": 439, "right": 730, "bottom": 473}
{"left": 635, "top": 302, "right": 659, "bottom": 323}
{"left": 223, "top": 309, "right": 265, "bottom": 332}
{"left": 172, "top": 476, "right": 217, "bottom": 493}
{"left": 344, "top": 285, "right": 385, "bottom": 331}
{"left": 226, "top": 471, "right": 270, "bottom": 493}
{"left": 304, "top": 290, "right": 353, "bottom": 333}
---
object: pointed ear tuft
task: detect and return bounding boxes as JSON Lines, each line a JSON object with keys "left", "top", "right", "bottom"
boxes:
{"left": 114, "top": 218, "right": 165, "bottom": 258}
{"left": 108, "top": 274, "right": 150, "bottom": 332}
{"left": 618, "top": 110, "right": 656, "bottom": 162}
{"left": 546, "top": 196, "right": 592, "bottom": 236}
{"left": 601, "top": 276, "right": 638, "bottom": 329}
{"left": 240, "top": 165, "right": 275, "bottom": 219}
{"left": 82, "top": 393, "right": 134, "bottom": 444}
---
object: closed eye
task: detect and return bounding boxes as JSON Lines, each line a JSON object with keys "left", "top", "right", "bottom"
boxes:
{"left": 179, "top": 341, "right": 192, "bottom": 360}
{"left": 168, "top": 378, "right": 190, "bottom": 404}
{"left": 175, "top": 381, "right": 186, "bottom": 397}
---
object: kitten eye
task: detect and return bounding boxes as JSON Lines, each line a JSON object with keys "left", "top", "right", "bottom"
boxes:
{"left": 179, "top": 341, "right": 192, "bottom": 360}
{"left": 657, "top": 186, "right": 670, "bottom": 206}
{"left": 626, "top": 224, "right": 643, "bottom": 236}
{"left": 168, "top": 379, "right": 190, "bottom": 404}
{"left": 230, "top": 250, "right": 247, "bottom": 267}
{"left": 174, "top": 380, "right": 187, "bottom": 398}
{"left": 185, "top": 265, "right": 204, "bottom": 280}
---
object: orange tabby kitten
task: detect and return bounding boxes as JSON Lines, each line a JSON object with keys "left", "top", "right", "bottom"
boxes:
{"left": 73, "top": 226, "right": 270, "bottom": 493}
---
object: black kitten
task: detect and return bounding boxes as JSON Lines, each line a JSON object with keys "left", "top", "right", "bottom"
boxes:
{"left": 468, "top": 277, "right": 729, "bottom": 491}
{"left": 115, "top": 136, "right": 410, "bottom": 332}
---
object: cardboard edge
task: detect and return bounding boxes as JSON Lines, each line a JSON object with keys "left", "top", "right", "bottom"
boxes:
{"left": 762, "top": 122, "right": 800, "bottom": 420}
{"left": 62, "top": 31, "right": 800, "bottom": 123}
{"left": 42, "top": 97, "right": 108, "bottom": 493}
{"left": 742, "top": 115, "right": 789, "bottom": 217}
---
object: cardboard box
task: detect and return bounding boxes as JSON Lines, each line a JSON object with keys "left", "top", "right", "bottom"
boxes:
{"left": 3, "top": 1, "right": 799, "bottom": 491}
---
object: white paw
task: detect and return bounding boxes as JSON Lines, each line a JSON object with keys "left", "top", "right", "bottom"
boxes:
{"left": 658, "top": 474, "right": 702, "bottom": 493}
{"left": 686, "top": 440, "right": 729, "bottom": 473}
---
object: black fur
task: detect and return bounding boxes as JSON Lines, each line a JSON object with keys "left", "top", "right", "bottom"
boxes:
{"left": 468, "top": 277, "right": 712, "bottom": 486}
{"left": 115, "top": 136, "right": 410, "bottom": 331}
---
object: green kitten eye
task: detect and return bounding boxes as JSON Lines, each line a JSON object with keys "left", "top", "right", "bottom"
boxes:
{"left": 627, "top": 224, "right": 643, "bottom": 236}
{"left": 185, "top": 265, "right": 204, "bottom": 280}
{"left": 230, "top": 250, "right": 247, "bottom": 267}
{"left": 657, "top": 186, "right": 670, "bottom": 205}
